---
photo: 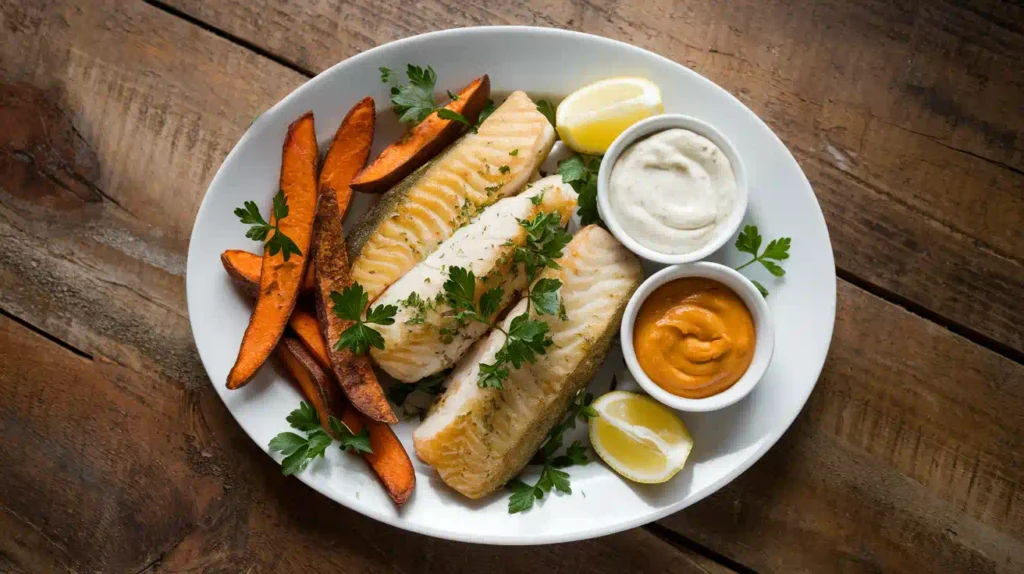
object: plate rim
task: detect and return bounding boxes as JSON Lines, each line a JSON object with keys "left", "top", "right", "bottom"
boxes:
{"left": 185, "top": 25, "right": 837, "bottom": 545}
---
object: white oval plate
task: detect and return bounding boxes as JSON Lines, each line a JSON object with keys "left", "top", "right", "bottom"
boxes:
{"left": 186, "top": 27, "right": 836, "bottom": 545}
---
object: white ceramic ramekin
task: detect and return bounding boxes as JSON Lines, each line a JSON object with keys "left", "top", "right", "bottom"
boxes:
{"left": 596, "top": 114, "right": 748, "bottom": 265}
{"left": 620, "top": 262, "right": 774, "bottom": 412}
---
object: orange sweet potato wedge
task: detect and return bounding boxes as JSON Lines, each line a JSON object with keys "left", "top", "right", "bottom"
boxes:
{"left": 222, "top": 249, "right": 314, "bottom": 295}
{"left": 350, "top": 75, "right": 490, "bottom": 194}
{"left": 277, "top": 337, "right": 415, "bottom": 505}
{"left": 220, "top": 252, "right": 331, "bottom": 373}
{"left": 227, "top": 112, "right": 319, "bottom": 389}
{"left": 312, "top": 99, "right": 397, "bottom": 423}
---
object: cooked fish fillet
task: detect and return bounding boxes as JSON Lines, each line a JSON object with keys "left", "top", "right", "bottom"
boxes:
{"left": 413, "top": 225, "right": 643, "bottom": 499}
{"left": 348, "top": 91, "right": 557, "bottom": 301}
{"left": 370, "top": 176, "right": 577, "bottom": 382}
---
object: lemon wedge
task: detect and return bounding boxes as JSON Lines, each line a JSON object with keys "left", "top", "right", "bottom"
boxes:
{"left": 589, "top": 391, "right": 692, "bottom": 484}
{"left": 555, "top": 77, "right": 663, "bottom": 154}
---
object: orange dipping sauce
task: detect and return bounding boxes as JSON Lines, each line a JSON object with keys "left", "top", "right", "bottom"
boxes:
{"left": 633, "top": 278, "right": 755, "bottom": 398}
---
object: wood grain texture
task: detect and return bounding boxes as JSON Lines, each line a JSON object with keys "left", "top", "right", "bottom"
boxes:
{"left": 1, "top": 0, "right": 1021, "bottom": 572}
{"left": 160, "top": 0, "right": 1024, "bottom": 354}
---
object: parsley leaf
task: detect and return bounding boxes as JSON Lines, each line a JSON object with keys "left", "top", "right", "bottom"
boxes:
{"left": 557, "top": 155, "right": 587, "bottom": 183}
{"left": 733, "top": 225, "right": 793, "bottom": 296}
{"left": 381, "top": 63, "right": 478, "bottom": 131}
{"left": 501, "top": 314, "right": 552, "bottom": 369}
{"left": 365, "top": 303, "right": 398, "bottom": 325}
{"left": 331, "top": 283, "right": 397, "bottom": 354}
{"left": 387, "top": 372, "right": 448, "bottom": 418}
{"left": 536, "top": 99, "right": 556, "bottom": 128}
{"left": 477, "top": 362, "right": 509, "bottom": 389}
{"left": 479, "top": 286, "right": 505, "bottom": 318}
{"left": 443, "top": 266, "right": 477, "bottom": 311}
{"left": 268, "top": 432, "right": 307, "bottom": 456}
{"left": 337, "top": 323, "right": 384, "bottom": 355}
{"left": 286, "top": 401, "right": 321, "bottom": 433}
{"left": 550, "top": 441, "right": 590, "bottom": 468}
{"left": 734, "top": 225, "right": 762, "bottom": 256}
{"left": 529, "top": 278, "right": 562, "bottom": 316}
{"left": 234, "top": 190, "right": 302, "bottom": 261}
{"left": 498, "top": 164, "right": 511, "bottom": 174}
{"left": 477, "top": 99, "right": 497, "bottom": 126}
{"left": 328, "top": 417, "right": 374, "bottom": 454}
{"left": 385, "top": 64, "right": 439, "bottom": 124}
{"left": 509, "top": 148, "right": 519, "bottom": 156}
{"left": 558, "top": 155, "right": 603, "bottom": 227}
{"left": 507, "top": 479, "right": 539, "bottom": 513}
{"left": 762, "top": 237, "right": 791, "bottom": 261}
{"left": 330, "top": 284, "right": 368, "bottom": 322}
{"left": 437, "top": 108, "right": 475, "bottom": 132}
{"left": 270, "top": 402, "right": 333, "bottom": 476}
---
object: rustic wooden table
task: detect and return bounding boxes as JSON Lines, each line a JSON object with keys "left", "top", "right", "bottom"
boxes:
{"left": 2, "top": 0, "right": 1021, "bottom": 572}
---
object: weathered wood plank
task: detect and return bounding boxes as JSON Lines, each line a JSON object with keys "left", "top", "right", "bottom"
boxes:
{"left": 159, "top": 0, "right": 1024, "bottom": 353}
{"left": 1, "top": 0, "right": 1021, "bottom": 573}
{"left": 660, "top": 280, "right": 1024, "bottom": 572}
{"left": 0, "top": 1, "right": 727, "bottom": 572}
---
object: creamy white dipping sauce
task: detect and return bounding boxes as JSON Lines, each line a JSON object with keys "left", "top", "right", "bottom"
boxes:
{"left": 608, "top": 128, "right": 738, "bottom": 256}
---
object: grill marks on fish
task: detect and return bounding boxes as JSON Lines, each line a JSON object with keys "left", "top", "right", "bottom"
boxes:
{"left": 370, "top": 177, "right": 577, "bottom": 382}
{"left": 350, "top": 91, "right": 556, "bottom": 301}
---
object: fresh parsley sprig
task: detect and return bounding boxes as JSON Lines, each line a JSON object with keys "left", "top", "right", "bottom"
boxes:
{"left": 536, "top": 99, "right": 556, "bottom": 129}
{"left": 508, "top": 389, "right": 597, "bottom": 513}
{"left": 558, "top": 154, "right": 603, "bottom": 227}
{"left": 733, "top": 225, "right": 792, "bottom": 297}
{"left": 477, "top": 99, "right": 497, "bottom": 126}
{"left": 234, "top": 190, "right": 302, "bottom": 261}
{"left": 331, "top": 283, "right": 398, "bottom": 354}
{"left": 379, "top": 64, "right": 475, "bottom": 130}
{"left": 328, "top": 417, "right": 374, "bottom": 454}
{"left": 269, "top": 402, "right": 374, "bottom": 475}
{"left": 387, "top": 371, "right": 448, "bottom": 420}
{"left": 434, "top": 211, "right": 572, "bottom": 389}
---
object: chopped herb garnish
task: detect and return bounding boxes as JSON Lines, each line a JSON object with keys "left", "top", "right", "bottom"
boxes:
{"left": 509, "top": 148, "right": 519, "bottom": 156}
{"left": 477, "top": 99, "right": 497, "bottom": 126}
{"left": 387, "top": 372, "right": 448, "bottom": 420}
{"left": 234, "top": 190, "right": 302, "bottom": 261}
{"left": 733, "top": 225, "right": 791, "bottom": 297}
{"left": 269, "top": 402, "right": 375, "bottom": 476}
{"left": 379, "top": 64, "right": 475, "bottom": 130}
{"left": 331, "top": 283, "right": 398, "bottom": 354}
{"left": 437, "top": 211, "right": 571, "bottom": 390}
{"left": 536, "top": 99, "right": 556, "bottom": 129}
{"left": 558, "top": 154, "right": 603, "bottom": 227}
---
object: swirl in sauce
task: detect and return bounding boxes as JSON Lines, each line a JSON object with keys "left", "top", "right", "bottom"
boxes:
{"left": 633, "top": 278, "right": 754, "bottom": 398}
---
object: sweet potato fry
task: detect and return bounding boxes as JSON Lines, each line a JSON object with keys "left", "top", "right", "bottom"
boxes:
{"left": 320, "top": 96, "right": 375, "bottom": 214}
{"left": 351, "top": 75, "right": 490, "bottom": 194}
{"left": 227, "top": 112, "right": 319, "bottom": 389}
{"left": 278, "top": 337, "right": 344, "bottom": 428}
{"left": 221, "top": 249, "right": 314, "bottom": 295}
{"left": 277, "top": 337, "right": 416, "bottom": 505}
{"left": 313, "top": 100, "right": 397, "bottom": 423}
{"left": 220, "top": 252, "right": 332, "bottom": 373}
